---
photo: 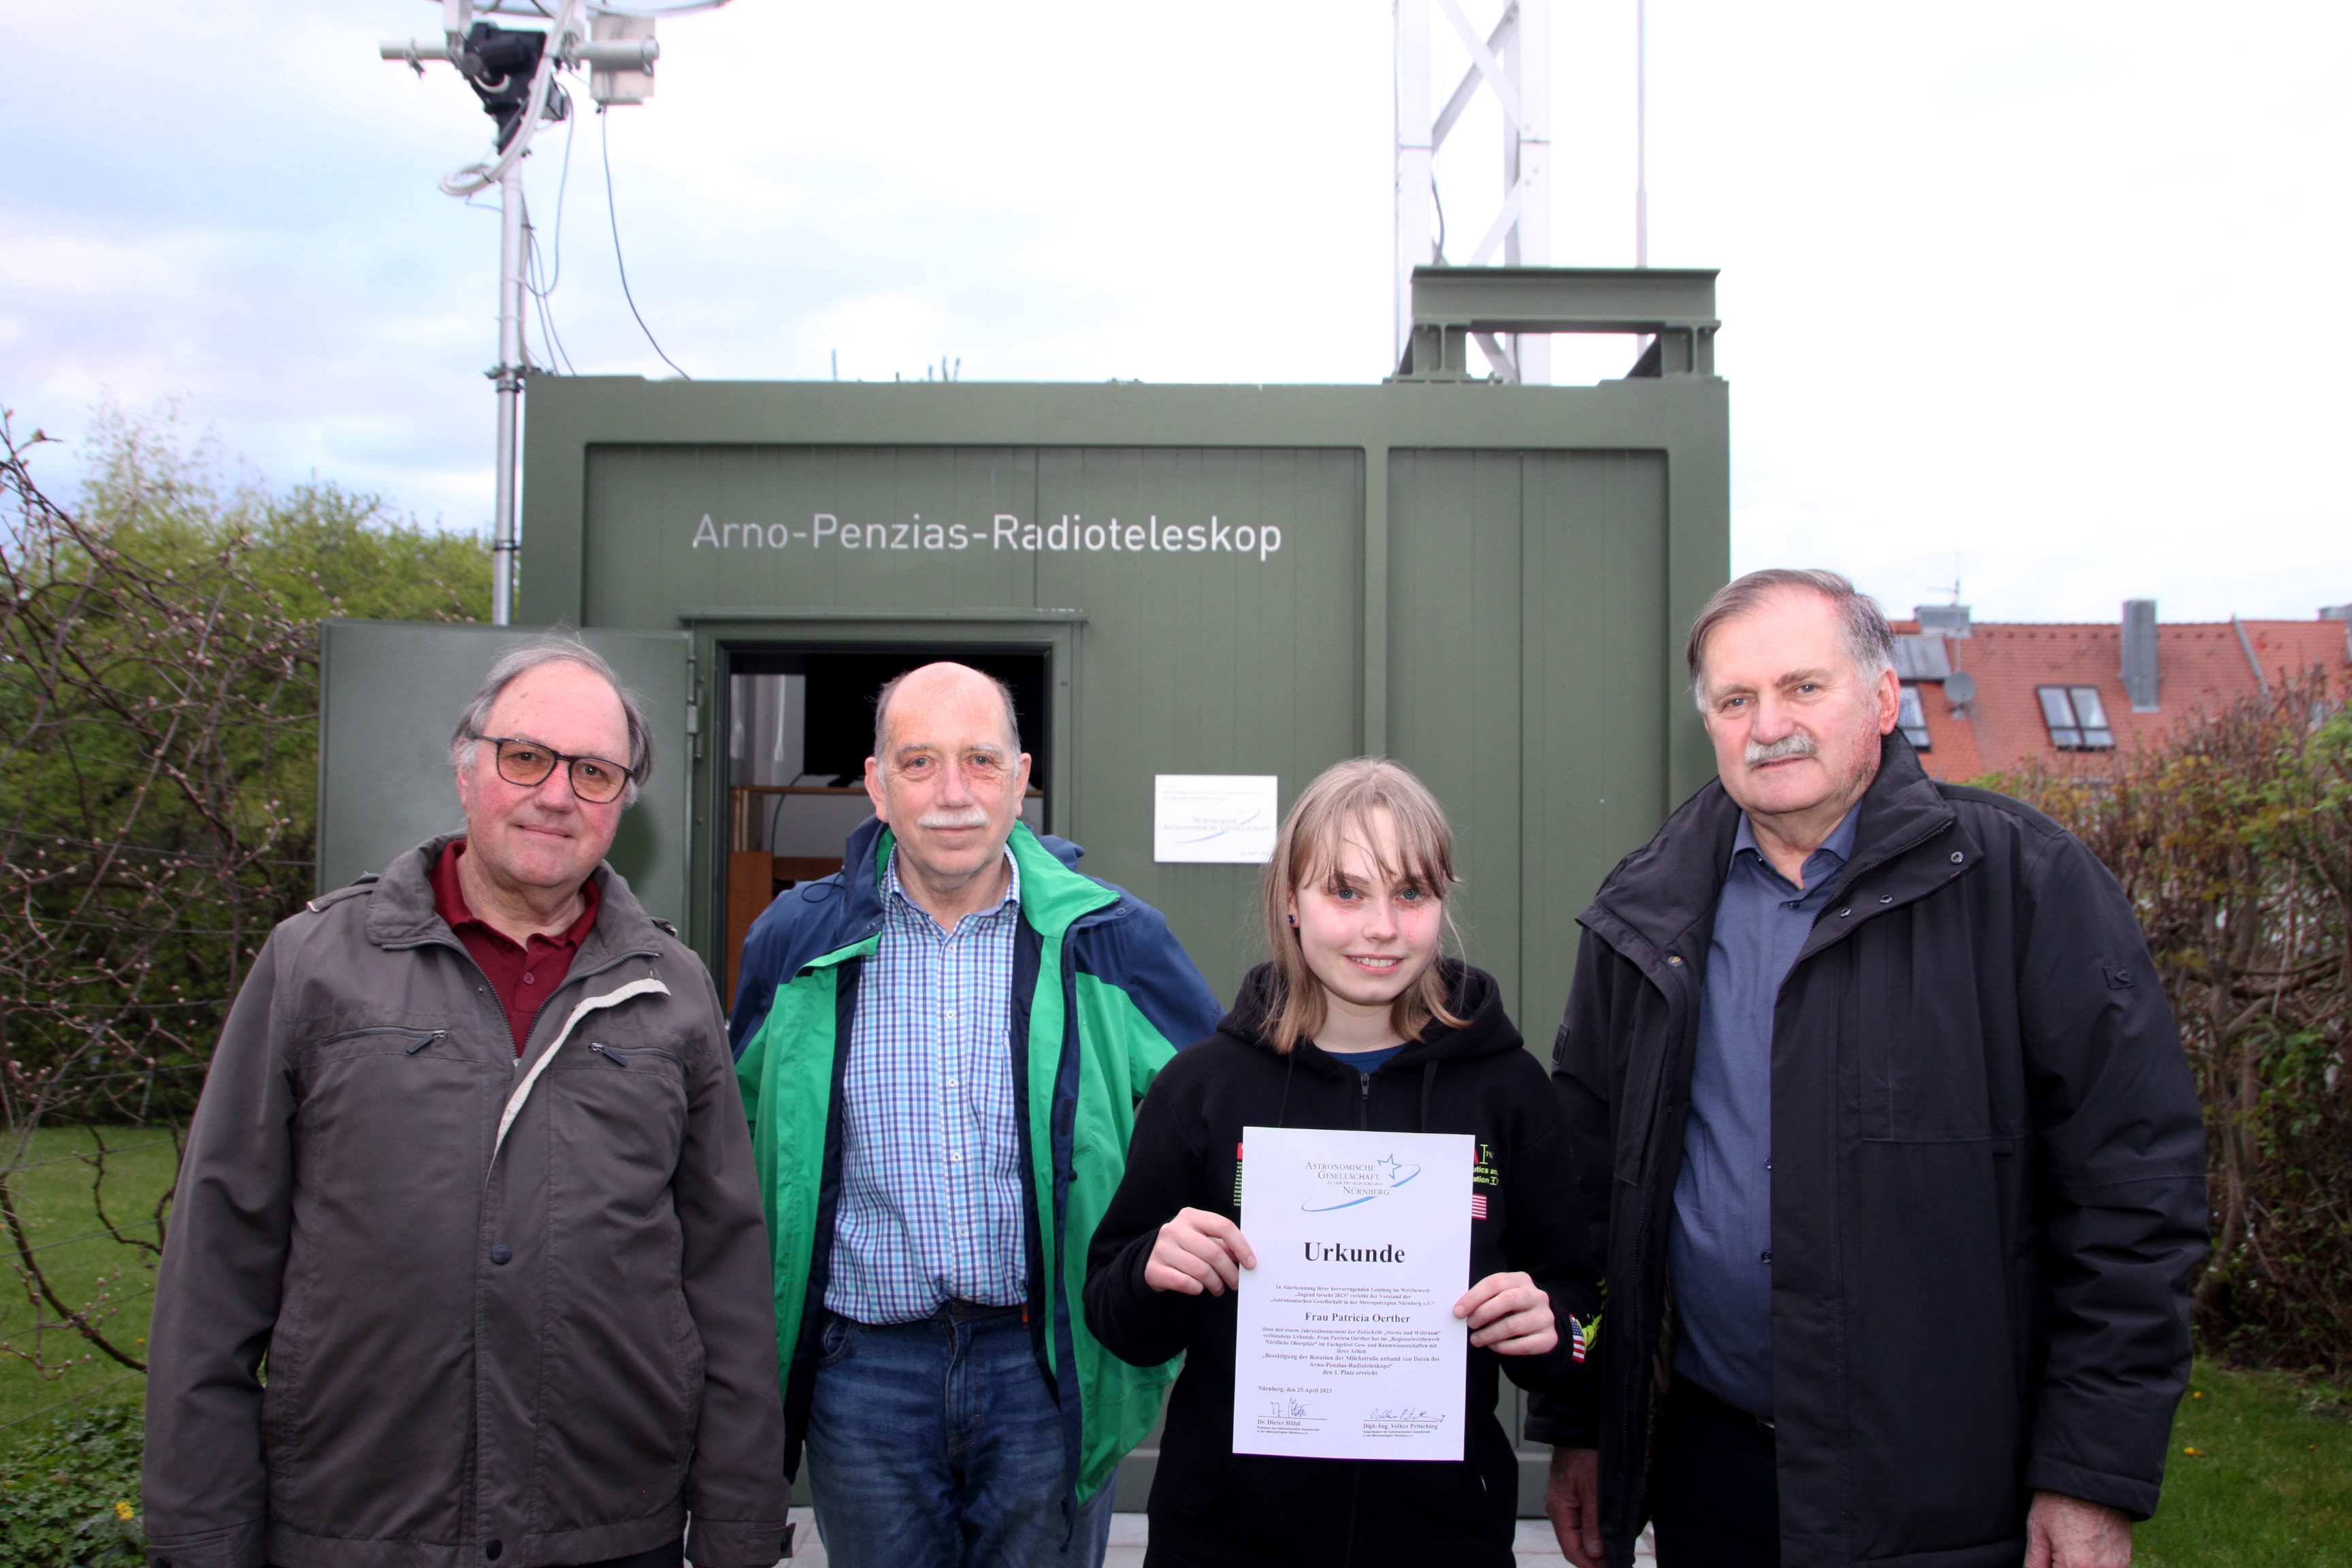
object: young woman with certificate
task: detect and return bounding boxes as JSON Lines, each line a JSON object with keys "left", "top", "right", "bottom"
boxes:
{"left": 1085, "top": 759, "right": 1599, "bottom": 1567}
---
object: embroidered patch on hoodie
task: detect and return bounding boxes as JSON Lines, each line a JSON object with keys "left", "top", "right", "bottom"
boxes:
{"left": 1471, "top": 1140, "right": 1500, "bottom": 1220}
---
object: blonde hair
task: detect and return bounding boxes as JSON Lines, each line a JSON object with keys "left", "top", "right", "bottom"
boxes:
{"left": 1258, "top": 757, "right": 1467, "bottom": 1055}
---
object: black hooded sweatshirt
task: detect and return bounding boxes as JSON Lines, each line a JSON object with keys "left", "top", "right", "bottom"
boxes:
{"left": 1085, "top": 960, "right": 1599, "bottom": 1568}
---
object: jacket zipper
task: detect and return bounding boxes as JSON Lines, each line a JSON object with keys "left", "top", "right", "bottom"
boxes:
{"left": 319, "top": 1025, "right": 448, "bottom": 1055}
{"left": 406, "top": 934, "right": 660, "bottom": 1061}
{"left": 589, "top": 1042, "right": 683, "bottom": 1068}
{"left": 1623, "top": 945, "right": 1698, "bottom": 1275}
{"left": 1358, "top": 1071, "right": 1372, "bottom": 1130}
{"left": 381, "top": 923, "right": 664, "bottom": 1555}
{"left": 1624, "top": 946, "right": 1698, "bottom": 1554}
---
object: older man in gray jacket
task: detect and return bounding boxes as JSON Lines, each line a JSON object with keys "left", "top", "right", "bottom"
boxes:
{"left": 144, "top": 641, "right": 789, "bottom": 1568}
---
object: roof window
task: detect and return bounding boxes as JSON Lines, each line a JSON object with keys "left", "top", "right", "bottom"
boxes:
{"left": 1897, "top": 685, "right": 1932, "bottom": 751}
{"left": 2038, "top": 685, "right": 2114, "bottom": 751}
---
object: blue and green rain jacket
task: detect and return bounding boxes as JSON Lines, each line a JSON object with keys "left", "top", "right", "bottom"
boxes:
{"left": 730, "top": 817, "right": 1223, "bottom": 1504}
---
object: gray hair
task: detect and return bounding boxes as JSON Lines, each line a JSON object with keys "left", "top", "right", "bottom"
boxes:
{"left": 450, "top": 638, "right": 655, "bottom": 804}
{"left": 1686, "top": 568, "right": 1896, "bottom": 711}
{"left": 870, "top": 665, "right": 1022, "bottom": 762}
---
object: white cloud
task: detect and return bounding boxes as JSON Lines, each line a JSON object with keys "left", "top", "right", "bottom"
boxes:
{"left": 0, "top": 0, "right": 2343, "bottom": 620}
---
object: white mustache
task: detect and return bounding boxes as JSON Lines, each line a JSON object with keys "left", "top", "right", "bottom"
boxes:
{"left": 916, "top": 807, "right": 992, "bottom": 830}
{"left": 1744, "top": 731, "right": 1820, "bottom": 767}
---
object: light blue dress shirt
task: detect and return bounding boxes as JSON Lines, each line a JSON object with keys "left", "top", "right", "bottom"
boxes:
{"left": 1668, "top": 806, "right": 1858, "bottom": 1418}
{"left": 826, "top": 848, "right": 1028, "bottom": 1323}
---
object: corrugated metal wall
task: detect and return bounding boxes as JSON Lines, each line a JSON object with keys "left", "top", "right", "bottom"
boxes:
{"left": 1390, "top": 449, "right": 1669, "bottom": 1029}
{"left": 573, "top": 434, "right": 1676, "bottom": 1035}
{"left": 514, "top": 374, "right": 1727, "bottom": 1512}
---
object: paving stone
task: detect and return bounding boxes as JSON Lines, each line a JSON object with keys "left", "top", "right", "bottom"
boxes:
{"left": 1514, "top": 1516, "right": 1657, "bottom": 1563}
{"left": 770, "top": 1506, "right": 1654, "bottom": 1564}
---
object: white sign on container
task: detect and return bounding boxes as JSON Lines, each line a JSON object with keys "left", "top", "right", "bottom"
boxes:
{"left": 1154, "top": 775, "right": 1279, "bottom": 864}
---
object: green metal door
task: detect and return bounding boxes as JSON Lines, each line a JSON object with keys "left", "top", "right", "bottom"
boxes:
{"left": 1387, "top": 448, "right": 1670, "bottom": 1512}
{"left": 1386, "top": 448, "right": 1670, "bottom": 1033}
{"left": 316, "top": 621, "right": 694, "bottom": 932}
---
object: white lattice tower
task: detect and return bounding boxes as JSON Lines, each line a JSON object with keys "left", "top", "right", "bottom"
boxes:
{"left": 1394, "top": 0, "right": 1550, "bottom": 383}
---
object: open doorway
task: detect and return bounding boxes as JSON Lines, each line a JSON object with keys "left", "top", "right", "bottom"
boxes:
{"left": 721, "top": 646, "right": 1051, "bottom": 1000}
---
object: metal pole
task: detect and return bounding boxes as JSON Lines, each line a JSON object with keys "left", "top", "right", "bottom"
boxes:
{"left": 1394, "top": 0, "right": 1433, "bottom": 370}
{"left": 1634, "top": 0, "right": 1648, "bottom": 267}
{"left": 491, "top": 161, "right": 526, "bottom": 625}
{"left": 1512, "top": 0, "right": 1550, "bottom": 384}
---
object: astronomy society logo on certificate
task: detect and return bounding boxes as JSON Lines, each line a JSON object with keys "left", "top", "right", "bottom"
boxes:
{"left": 1297, "top": 1152, "right": 1424, "bottom": 1212}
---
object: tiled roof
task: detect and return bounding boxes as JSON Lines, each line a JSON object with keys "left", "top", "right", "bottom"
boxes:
{"left": 1886, "top": 617, "right": 2351, "bottom": 782}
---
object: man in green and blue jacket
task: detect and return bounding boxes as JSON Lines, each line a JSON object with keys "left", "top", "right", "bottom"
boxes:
{"left": 729, "top": 664, "right": 1222, "bottom": 1568}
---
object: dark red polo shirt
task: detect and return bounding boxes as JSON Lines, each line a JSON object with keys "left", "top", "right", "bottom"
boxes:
{"left": 430, "top": 839, "right": 602, "bottom": 1054}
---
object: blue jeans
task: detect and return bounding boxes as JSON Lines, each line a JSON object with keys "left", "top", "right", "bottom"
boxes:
{"left": 806, "top": 1305, "right": 1115, "bottom": 1568}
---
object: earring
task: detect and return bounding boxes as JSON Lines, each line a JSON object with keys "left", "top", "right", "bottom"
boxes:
{"left": 1286, "top": 915, "right": 1296, "bottom": 926}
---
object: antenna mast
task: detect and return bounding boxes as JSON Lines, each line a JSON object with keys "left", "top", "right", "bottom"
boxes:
{"left": 380, "top": 0, "right": 672, "bottom": 624}
{"left": 1635, "top": 0, "right": 1648, "bottom": 267}
{"left": 1393, "top": 0, "right": 1550, "bottom": 383}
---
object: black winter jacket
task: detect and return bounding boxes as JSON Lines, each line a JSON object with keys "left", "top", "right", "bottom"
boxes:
{"left": 1522, "top": 735, "right": 2207, "bottom": 1568}
{"left": 1085, "top": 962, "right": 1599, "bottom": 1568}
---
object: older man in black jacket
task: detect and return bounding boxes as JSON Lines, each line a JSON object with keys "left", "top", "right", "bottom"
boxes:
{"left": 1533, "top": 570, "right": 2206, "bottom": 1568}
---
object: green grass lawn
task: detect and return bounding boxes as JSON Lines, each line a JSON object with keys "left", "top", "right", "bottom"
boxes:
{"left": 0, "top": 1125, "right": 178, "bottom": 1441}
{"left": 2138, "top": 1360, "right": 2352, "bottom": 1566}
{"left": 5, "top": 1122, "right": 2349, "bottom": 1563}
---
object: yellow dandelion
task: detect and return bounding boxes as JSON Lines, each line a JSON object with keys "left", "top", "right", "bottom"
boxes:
{"left": 115, "top": 1501, "right": 135, "bottom": 1520}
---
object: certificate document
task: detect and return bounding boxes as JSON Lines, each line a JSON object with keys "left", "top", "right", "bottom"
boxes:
{"left": 1231, "top": 1125, "right": 1474, "bottom": 1462}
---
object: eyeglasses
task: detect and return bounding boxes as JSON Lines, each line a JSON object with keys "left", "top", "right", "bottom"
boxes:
{"left": 477, "top": 736, "right": 634, "bottom": 804}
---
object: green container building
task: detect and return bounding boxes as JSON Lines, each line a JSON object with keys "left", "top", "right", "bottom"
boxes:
{"left": 315, "top": 266, "right": 1731, "bottom": 1512}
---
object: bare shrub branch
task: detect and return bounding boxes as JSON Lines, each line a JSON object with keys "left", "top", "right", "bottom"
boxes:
{"left": 0, "top": 404, "right": 487, "bottom": 1382}
{"left": 1989, "top": 668, "right": 2352, "bottom": 1377}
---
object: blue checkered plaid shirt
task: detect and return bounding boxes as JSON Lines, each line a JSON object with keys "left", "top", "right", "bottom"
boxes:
{"left": 826, "top": 847, "right": 1028, "bottom": 1324}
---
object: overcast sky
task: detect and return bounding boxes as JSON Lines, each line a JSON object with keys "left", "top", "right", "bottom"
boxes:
{"left": 4, "top": 1, "right": 2344, "bottom": 625}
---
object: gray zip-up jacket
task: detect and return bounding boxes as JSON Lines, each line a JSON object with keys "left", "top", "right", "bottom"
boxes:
{"left": 144, "top": 835, "right": 790, "bottom": 1568}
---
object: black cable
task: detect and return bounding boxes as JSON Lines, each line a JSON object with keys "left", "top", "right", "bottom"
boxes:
{"left": 526, "top": 110, "right": 579, "bottom": 374}
{"left": 599, "top": 107, "right": 689, "bottom": 380}
{"left": 528, "top": 220, "right": 577, "bottom": 376}
{"left": 529, "top": 245, "right": 571, "bottom": 374}
{"left": 537, "top": 106, "right": 575, "bottom": 295}
{"left": 524, "top": 208, "right": 564, "bottom": 374}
